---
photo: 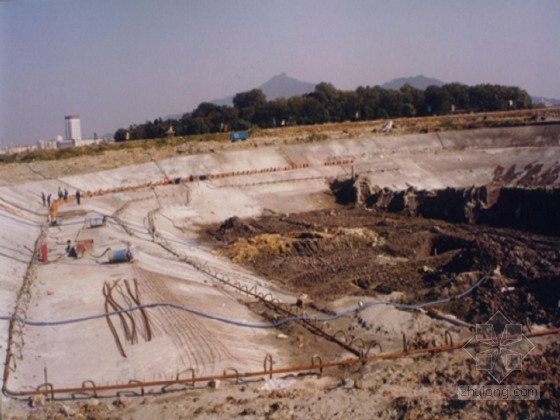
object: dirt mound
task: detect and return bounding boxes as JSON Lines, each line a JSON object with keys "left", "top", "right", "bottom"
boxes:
{"left": 435, "top": 231, "right": 560, "bottom": 324}
{"left": 217, "top": 228, "right": 379, "bottom": 263}
{"left": 205, "top": 207, "right": 560, "bottom": 325}
{"left": 218, "top": 233, "right": 294, "bottom": 263}
{"left": 215, "top": 216, "right": 256, "bottom": 242}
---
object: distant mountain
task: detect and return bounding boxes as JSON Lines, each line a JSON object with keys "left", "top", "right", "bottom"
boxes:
{"left": 212, "top": 73, "right": 316, "bottom": 106}
{"left": 260, "top": 73, "right": 317, "bottom": 101}
{"left": 381, "top": 75, "right": 446, "bottom": 90}
{"left": 531, "top": 96, "right": 560, "bottom": 107}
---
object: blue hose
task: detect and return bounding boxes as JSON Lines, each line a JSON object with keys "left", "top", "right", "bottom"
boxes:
{"left": 0, "top": 274, "right": 487, "bottom": 329}
{"left": 0, "top": 210, "right": 43, "bottom": 228}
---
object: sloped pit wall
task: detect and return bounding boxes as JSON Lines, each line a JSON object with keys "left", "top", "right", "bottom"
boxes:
{"left": 333, "top": 177, "right": 560, "bottom": 236}
{"left": 438, "top": 122, "right": 560, "bottom": 150}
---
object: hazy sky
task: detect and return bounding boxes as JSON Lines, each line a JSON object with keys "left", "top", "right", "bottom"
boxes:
{"left": 1, "top": 0, "right": 559, "bottom": 146}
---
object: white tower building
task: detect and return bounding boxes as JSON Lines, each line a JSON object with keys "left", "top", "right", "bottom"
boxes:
{"left": 64, "top": 115, "right": 82, "bottom": 141}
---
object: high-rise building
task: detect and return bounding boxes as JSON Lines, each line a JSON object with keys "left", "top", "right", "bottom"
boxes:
{"left": 64, "top": 115, "right": 82, "bottom": 141}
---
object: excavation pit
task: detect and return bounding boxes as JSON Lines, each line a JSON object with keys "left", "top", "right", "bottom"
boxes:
{"left": 1, "top": 121, "right": 559, "bottom": 417}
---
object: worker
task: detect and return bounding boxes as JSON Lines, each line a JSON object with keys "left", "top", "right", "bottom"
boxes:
{"left": 64, "top": 188, "right": 69, "bottom": 201}
{"left": 41, "top": 192, "right": 46, "bottom": 206}
{"left": 76, "top": 190, "right": 81, "bottom": 205}
{"left": 47, "top": 193, "right": 52, "bottom": 207}
{"left": 58, "top": 186, "right": 63, "bottom": 200}
{"left": 65, "top": 240, "right": 77, "bottom": 258}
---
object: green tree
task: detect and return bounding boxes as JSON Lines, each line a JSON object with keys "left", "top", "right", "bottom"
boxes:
{"left": 380, "top": 89, "right": 403, "bottom": 117}
{"left": 186, "top": 117, "right": 210, "bottom": 135}
{"left": 253, "top": 101, "right": 281, "bottom": 127}
{"left": 444, "top": 83, "right": 470, "bottom": 110}
{"left": 193, "top": 102, "right": 221, "bottom": 118}
{"left": 400, "top": 84, "right": 424, "bottom": 117}
{"left": 113, "top": 79, "right": 534, "bottom": 142}
{"left": 338, "top": 90, "right": 360, "bottom": 121}
{"left": 288, "top": 96, "right": 329, "bottom": 125}
{"left": 302, "top": 97, "right": 329, "bottom": 124}
{"left": 233, "top": 89, "right": 267, "bottom": 123}
{"left": 221, "top": 106, "right": 241, "bottom": 130}
{"left": 469, "top": 84, "right": 499, "bottom": 112}
{"left": 114, "top": 128, "right": 128, "bottom": 142}
{"left": 270, "top": 97, "right": 290, "bottom": 125}
{"left": 192, "top": 102, "right": 228, "bottom": 131}
{"left": 312, "top": 82, "right": 337, "bottom": 102}
{"left": 356, "top": 86, "right": 382, "bottom": 119}
{"left": 233, "top": 89, "right": 267, "bottom": 109}
{"left": 143, "top": 119, "right": 166, "bottom": 138}
{"left": 128, "top": 124, "right": 146, "bottom": 140}
{"left": 425, "top": 85, "right": 451, "bottom": 114}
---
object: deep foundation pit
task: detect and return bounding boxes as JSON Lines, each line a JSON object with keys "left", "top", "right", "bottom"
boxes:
{"left": 2, "top": 122, "right": 560, "bottom": 418}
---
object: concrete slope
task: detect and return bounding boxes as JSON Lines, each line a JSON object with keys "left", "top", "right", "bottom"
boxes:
{"left": 1, "top": 123, "right": 559, "bottom": 394}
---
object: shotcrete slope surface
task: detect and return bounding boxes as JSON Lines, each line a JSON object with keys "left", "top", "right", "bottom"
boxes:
{"left": 0, "top": 124, "right": 558, "bottom": 394}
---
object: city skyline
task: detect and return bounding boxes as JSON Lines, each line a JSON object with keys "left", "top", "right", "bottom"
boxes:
{"left": 1, "top": 0, "right": 559, "bottom": 146}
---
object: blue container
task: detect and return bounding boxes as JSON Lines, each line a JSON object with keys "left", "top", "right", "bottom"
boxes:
{"left": 108, "top": 249, "right": 131, "bottom": 263}
{"left": 230, "top": 131, "right": 249, "bottom": 142}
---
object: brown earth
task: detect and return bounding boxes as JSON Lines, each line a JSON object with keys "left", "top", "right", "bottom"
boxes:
{"left": 205, "top": 200, "right": 560, "bottom": 327}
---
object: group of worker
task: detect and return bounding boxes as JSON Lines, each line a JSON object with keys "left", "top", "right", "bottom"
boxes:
{"left": 41, "top": 187, "right": 81, "bottom": 207}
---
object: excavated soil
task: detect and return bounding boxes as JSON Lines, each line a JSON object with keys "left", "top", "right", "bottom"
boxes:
{"left": 205, "top": 191, "right": 560, "bottom": 328}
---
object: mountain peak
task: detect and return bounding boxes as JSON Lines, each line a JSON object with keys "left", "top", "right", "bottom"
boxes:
{"left": 258, "top": 74, "right": 315, "bottom": 101}
{"left": 270, "top": 72, "right": 287, "bottom": 79}
{"left": 381, "top": 75, "right": 446, "bottom": 90}
{"left": 212, "top": 74, "right": 315, "bottom": 106}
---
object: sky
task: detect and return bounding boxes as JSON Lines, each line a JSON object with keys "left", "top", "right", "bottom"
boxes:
{"left": 1, "top": 0, "right": 559, "bottom": 146}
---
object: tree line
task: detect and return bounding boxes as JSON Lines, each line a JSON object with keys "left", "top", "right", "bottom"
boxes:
{"left": 114, "top": 82, "right": 532, "bottom": 141}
